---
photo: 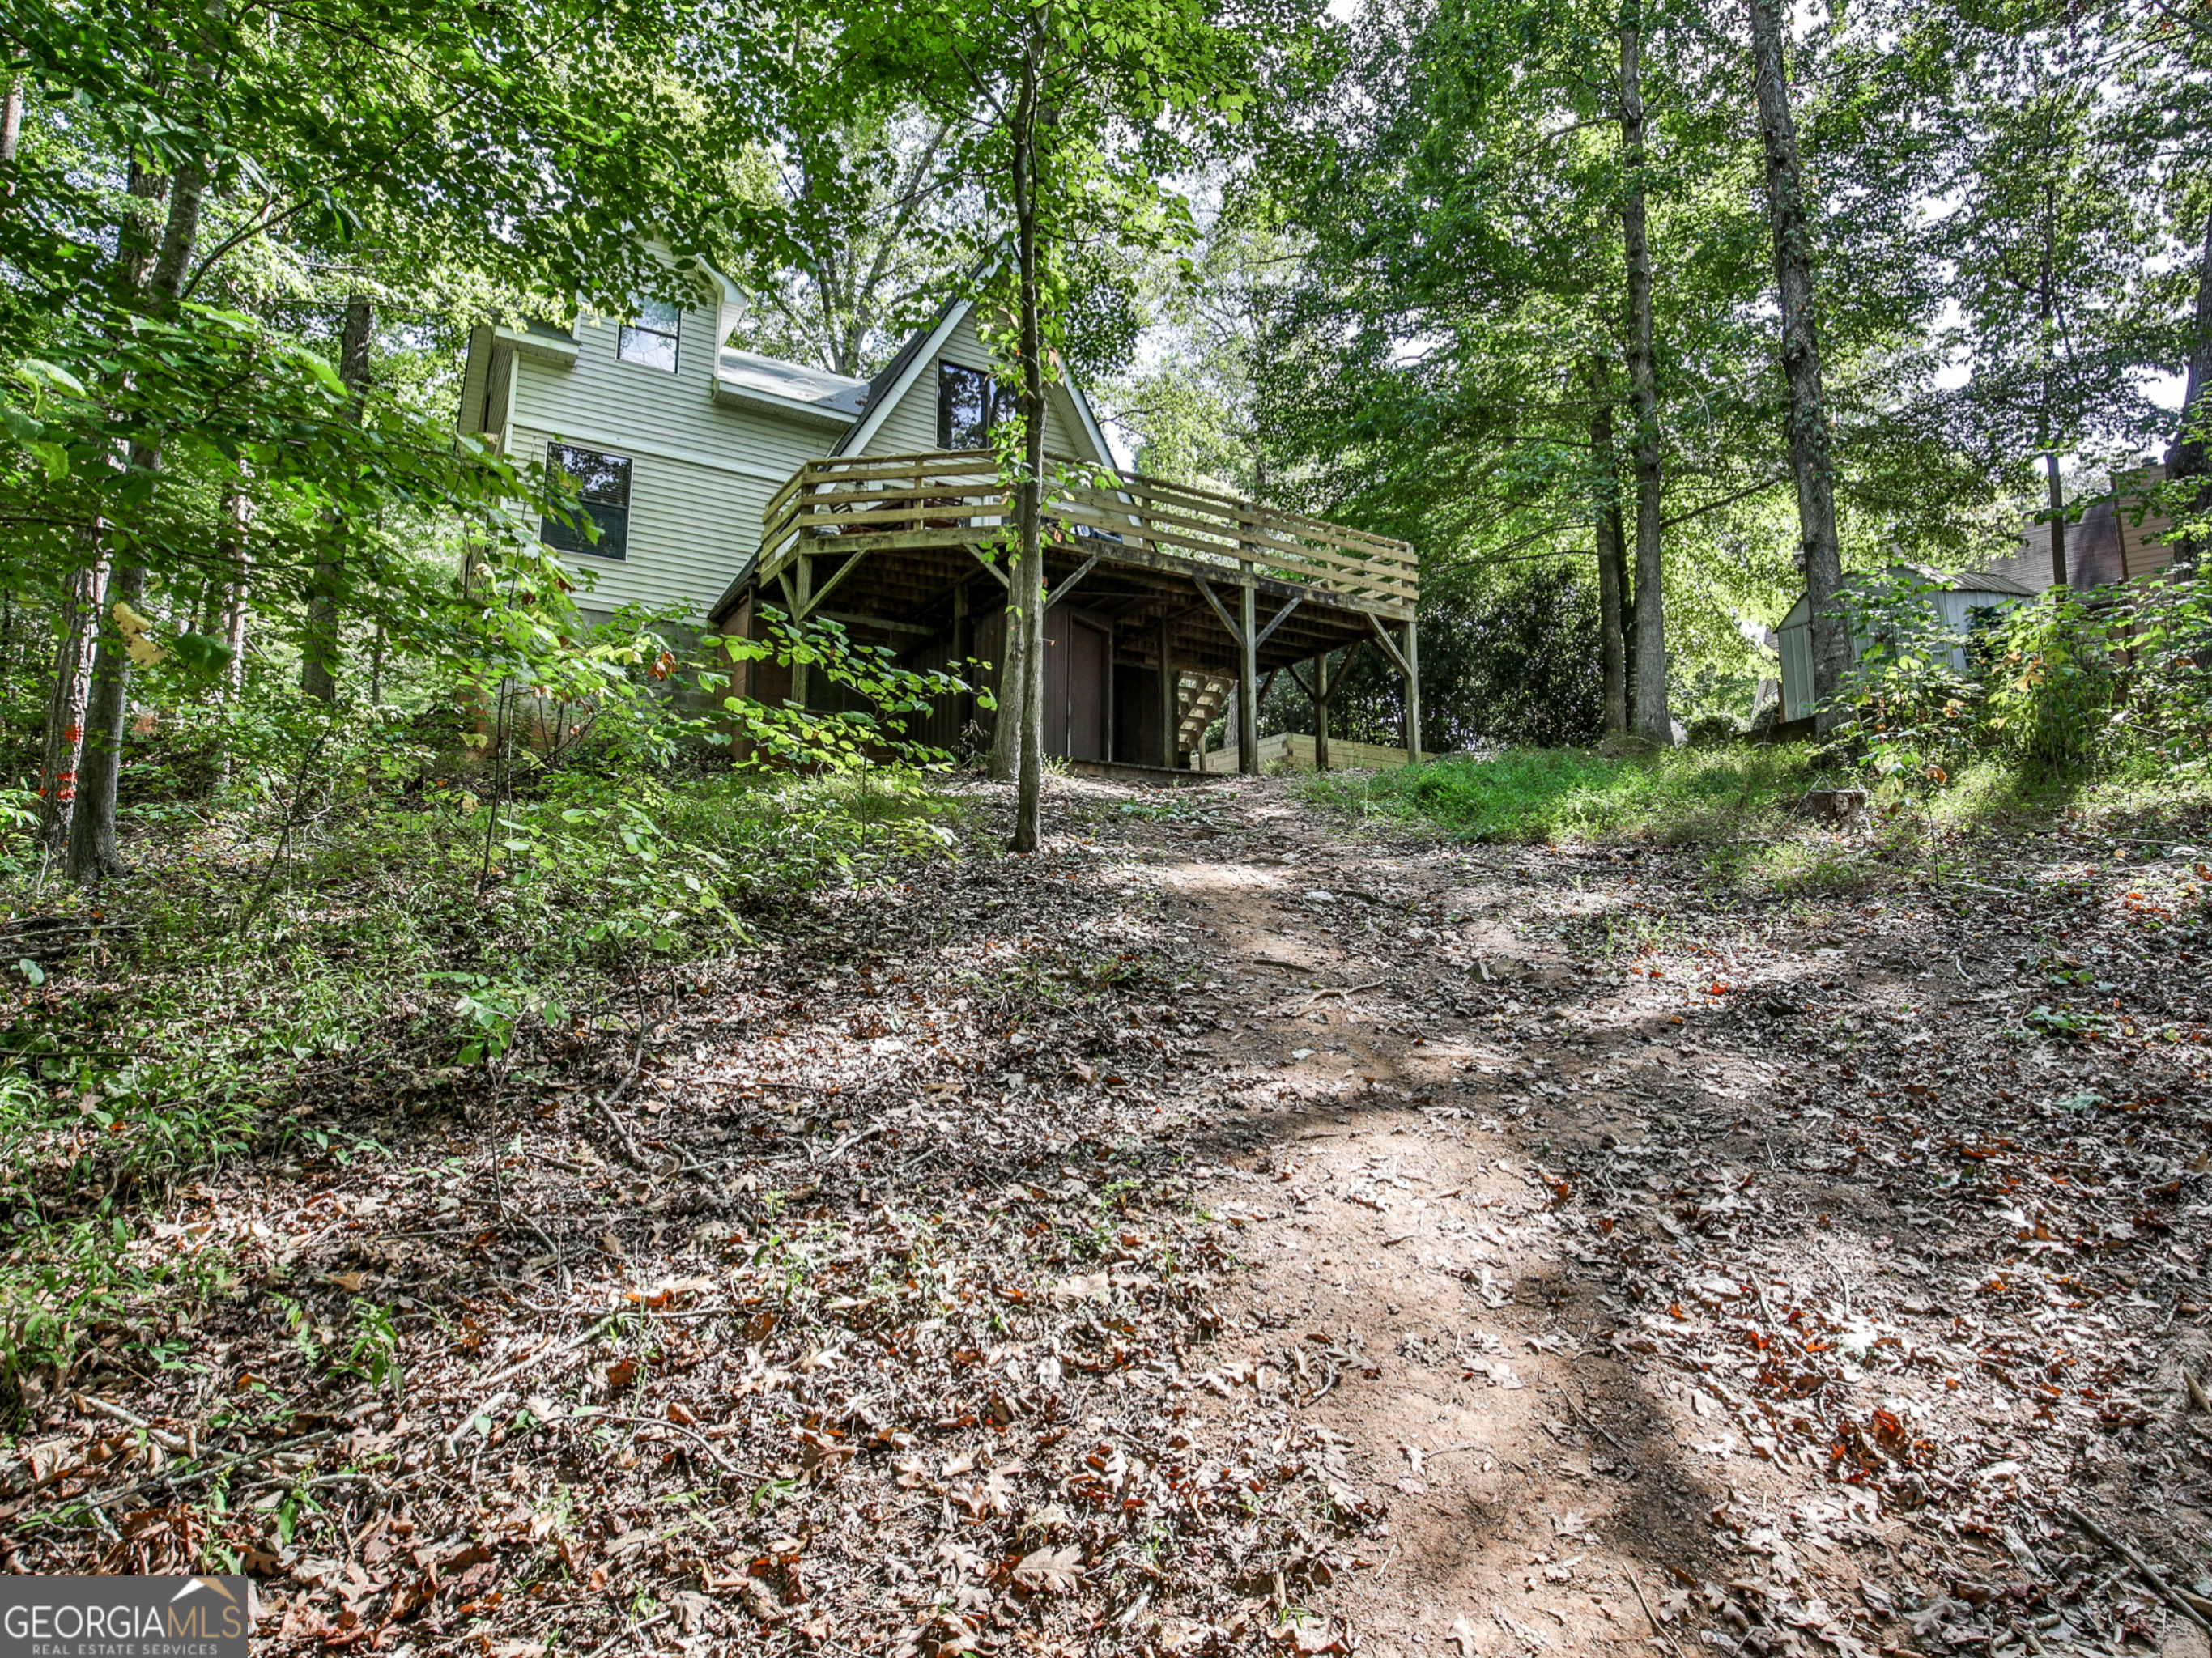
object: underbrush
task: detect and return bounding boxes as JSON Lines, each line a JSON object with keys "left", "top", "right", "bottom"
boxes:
{"left": 0, "top": 761, "right": 967, "bottom": 1392}
{"left": 1302, "top": 743, "right": 1834, "bottom": 844}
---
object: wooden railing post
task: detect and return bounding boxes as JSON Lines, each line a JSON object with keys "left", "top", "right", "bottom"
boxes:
{"left": 789, "top": 555, "right": 814, "bottom": 711}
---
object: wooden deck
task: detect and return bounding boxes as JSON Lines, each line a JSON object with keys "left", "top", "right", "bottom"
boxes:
{"left": 729, "top": 451, "right": 1423, "bottom": 772}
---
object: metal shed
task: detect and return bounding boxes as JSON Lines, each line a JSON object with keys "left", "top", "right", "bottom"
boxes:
{"left": 1776, "top": 566, "right": 2037, "bottom": 722}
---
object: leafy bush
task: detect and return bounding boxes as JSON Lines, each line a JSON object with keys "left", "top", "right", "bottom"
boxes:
{"left": 1833, "top": 568, "right": 2212, "bottom": 792}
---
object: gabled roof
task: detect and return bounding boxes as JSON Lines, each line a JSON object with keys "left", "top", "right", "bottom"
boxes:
{"left": 1778, "top": 563, "right": 2037, "bottom": 628}
{"left": 829, "top": 287, "right": 972, "bottom": 457}
{"left": 827, "top": 261, "right": 1117, "bottom": 467}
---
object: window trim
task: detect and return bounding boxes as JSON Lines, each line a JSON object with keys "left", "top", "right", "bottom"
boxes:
{"left": 617, "top": 300, "right": 681, "bottom": 373}
{"left": 540, "top": 441, "right": 633, "bottom": 563}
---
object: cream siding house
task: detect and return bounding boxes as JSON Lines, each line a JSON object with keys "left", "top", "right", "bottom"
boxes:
{"left": 453, "top": 264, "right": 1421, "bottom": 775}
{"left": 454, "top": 275, "right": 1110, "bottom": 627}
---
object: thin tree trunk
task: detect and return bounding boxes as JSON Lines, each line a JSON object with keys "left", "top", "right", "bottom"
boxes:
{"left": 1619, "top": 500, "right": 1636, "bottom": 721}
{"left": 302, "top": 291, "right": 372, "bottom": 702}
{"left": 2172, "top": 210, "right": 2212, "bottom": 570}
{"left": 211, "top": 473, "right": 254, "bottom": 789}
{"left": 36, "top": 555, "right": 109, "bottom": 852}
{"left": 38, "top": 160, "right": 163, "bottom": 854}
{"left": 989, "top": 599, "right": 1026, "bottom": 782}
{"left": 1620, "top": 6, "right": 1670, "bottom": 743}
{"left": 1749, "top": 0, "right": 1848, "bottom": 733}
{"left": 2038, "top": 199, "right": 2069, "bottom": 591}
{"left": 2, "top": 77, "right": 22, "bottom": 166}
{"left": 2044, "top": 452, "right": 2069, "bottom": 591}
{"left": 1009, "top": 47, "right": 1049, "bottom": 856}
{"left": 68, "top": 156, "right": 205, "bottom": 882}
{"left": 1590, "top": 362, "right": 1628, "bottom": 735}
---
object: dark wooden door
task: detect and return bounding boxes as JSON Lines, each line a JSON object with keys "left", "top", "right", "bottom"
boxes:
{"left": 1038, "top": 602, "right": 1110, "bottom": 760}
{"left": 1067, "top": 619, "right": 1108, "bottom": 760}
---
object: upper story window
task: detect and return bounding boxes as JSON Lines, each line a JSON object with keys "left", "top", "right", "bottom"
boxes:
{"left": 541, "top": 441, "right": 632, "bottom": 562}
{"left": 938, "top": 363, "right": 1017, "bottom": 449}
{"left": 618, "top": 300, "right": 681, "bottom": 372}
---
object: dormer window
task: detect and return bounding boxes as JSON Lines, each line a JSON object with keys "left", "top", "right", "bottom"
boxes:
{"left": 618, "top": 300, "right": 680, "bottom": 372}
{"left": 938, "top": 363, "right": 1016, "bottom": 449}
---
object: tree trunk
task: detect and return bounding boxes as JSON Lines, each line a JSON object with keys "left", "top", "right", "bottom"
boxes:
{"left": 1008, "top": 49, "right": 1049, "bottom": 855}
{"left": 38, "top": 160, "right": 164, "bottom": 854}
{"left": 2, "top": 77, "right": 22, "bottom": 167}
{"left": 302, "top": 292, "right": 372, "bottom": 703}
{"left": 989, "top": 596, "right": 1026, "bottom": 782}
{"left": 1620, "top": 6, "right": 1670, "bottom": 743}
{"left": 1749, "top": 0, "right": 1848, "bottom": 733}
{"left": 2168, "top": 210, "right": 2210, "bottom": 570}
{"left": 36, "top": 554, "right": 109, "bottom": 853}
{"left": 219, "top": 470, "right": 254, "bottom": 699}
{"left": 2044, "top": 451, "right": 2069, "bottom": 591}
{"left": 67, "top": 158, "right": 206, "bottom": 882}
{"left": 2037, "top": 201, "right": 2069, "bottom": 591}
{"left": 1589, "top": 363, "right": 1628, "bottom": 735}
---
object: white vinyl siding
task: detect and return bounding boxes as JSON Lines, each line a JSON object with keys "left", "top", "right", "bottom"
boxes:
{"left": 858, "top": 310, "right": 1095, "bottom": 461}
{"left": 504, "top": 299, "right": 840, "bottom": 621}
{"left": 474, "top": 287, "right": 1117, "bottom": 624}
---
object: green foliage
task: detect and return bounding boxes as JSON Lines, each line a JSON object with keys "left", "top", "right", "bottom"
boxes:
{"left": 1303, "top": 743, "right": 1832, "bottom": 844}
{"left": 1829, "top": 569, "right": 2212, "bottom": 793}
{"left": 710, "top": 608, "right": 985, "bottom": 774}
{"left": 1278, "top": 567, "right": 1602, "bottom": 751}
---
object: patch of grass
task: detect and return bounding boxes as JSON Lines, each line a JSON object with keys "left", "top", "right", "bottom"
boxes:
{"left": 1303, "top": 743, "right": 1836, "bottom": 844}
{"left": 1921, "top": 759, "right": 2212, "bottom": 834}
{"left": 1742, "top": 840, "right": 1890, "bottom": 897}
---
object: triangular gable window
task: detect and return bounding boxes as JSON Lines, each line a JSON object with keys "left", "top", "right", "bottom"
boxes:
{"left": 938, "top": 363, "right": 1016, "bottom": 450}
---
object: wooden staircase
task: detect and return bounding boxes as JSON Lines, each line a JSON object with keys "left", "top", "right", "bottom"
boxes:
{"left": 1175, "top": 673, "right": 1235, "bottom": 755}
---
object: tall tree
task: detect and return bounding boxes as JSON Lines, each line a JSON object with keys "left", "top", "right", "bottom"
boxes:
{"left": 1929, "top": 7, "right": 2160, "bottom": 585}
{"left": 300, "top": 291, "right": 373, "bottom": 704}
{"left": 834, "top": 0, "right": 1283, "bottom": 852}
{"left": 1619, "top": 2, "right": 1669, "bottom": 742}
{"left": 70, "top": 147, "right": 209, "bottom": 880}
{"left": 1747, "top": 0, "right": 1848, "bottom": 733}
{"left": 721, "top": 111, "right": 984, "bottom": 377}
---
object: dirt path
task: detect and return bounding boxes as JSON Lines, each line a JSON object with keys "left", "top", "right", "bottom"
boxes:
{"left": 11, "top": 771, "right": 2212, "bottom": 1658}
{"left": 1125, "top": 775, "right": 2212, "bottom": 1658}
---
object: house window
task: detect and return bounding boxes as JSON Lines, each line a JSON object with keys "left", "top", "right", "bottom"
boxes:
{"left": 938, "top": 363, "right": 1016, "bottom": 449}
{"left": 617, "top": 300, "right": 680, "bottom": 372}
{"left": 541, "top": 442, "right": 632, "bottom": 561}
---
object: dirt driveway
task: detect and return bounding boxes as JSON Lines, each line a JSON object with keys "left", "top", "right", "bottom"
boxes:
{"left": 13, "top": 771, "right": 2212, "bottom": 1658}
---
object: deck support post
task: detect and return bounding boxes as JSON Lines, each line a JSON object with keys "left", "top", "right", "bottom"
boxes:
{"left": 1237, "top": 580, "right": 1259, "bottom": 776}
{"left": 1155, "top": 614, "right": 1176, "bottom": 770}
{"left": 1313, "top": 649, "right": 1331, "bottom": 772}
{"left": 1402, "top": 614, "right": 1422, "bottom": 767}
{"left": 954, "top": 580, "right": 972, "bottom": 737}
{"left": 790, "top": 555, "right": 813, "bottom": 712}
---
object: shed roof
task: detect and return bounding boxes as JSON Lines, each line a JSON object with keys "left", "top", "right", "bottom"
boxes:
{"left": 1776, "top": 563, "right": 2038, "bottom": 630}
{"left": 713, "top": 347, "right": 869, "bottom": 419}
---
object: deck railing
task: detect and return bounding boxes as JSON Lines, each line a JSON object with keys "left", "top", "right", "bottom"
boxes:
{"left": 758, "top": 451, "right": 1417, "bottom": 611}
